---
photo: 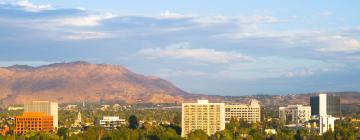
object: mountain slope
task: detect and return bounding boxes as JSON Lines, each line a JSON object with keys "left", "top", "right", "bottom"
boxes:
{"left": 0, "top": 61, "right": 189, "bottom": 105}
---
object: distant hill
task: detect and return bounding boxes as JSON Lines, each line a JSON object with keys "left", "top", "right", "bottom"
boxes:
{"left": 0, "top": 61, "right": 194, "bottom": 105}
{"left": 0, "top": 61, "right": 359, "bottom": 107}
{"left": 223, "top": 92, "right": 360, "bottom": 107}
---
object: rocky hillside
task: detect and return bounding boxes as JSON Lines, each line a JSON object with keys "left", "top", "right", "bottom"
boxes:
{"left": 0, "top": 61, "right": 191, "bottom": 105}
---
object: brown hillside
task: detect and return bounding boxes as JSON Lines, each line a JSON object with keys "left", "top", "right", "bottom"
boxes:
{"left": 0, "top": 61, "right": 189, "bottom": 105}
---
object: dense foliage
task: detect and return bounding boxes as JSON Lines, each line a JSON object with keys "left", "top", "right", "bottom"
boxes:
{"left": 1, "top": 116, "right": 359, "bottom": 140}
{"left": 1, "top": 104, "right": 360, "bottom": 140}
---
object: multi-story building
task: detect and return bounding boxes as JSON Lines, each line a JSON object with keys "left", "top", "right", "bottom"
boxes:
{"left": 99, "top": 116, "right": 126, "bottom": 130}
{"left": 310, "top": 93, "right": 341, "bottom": 116}
{"left": 24, "top": 101, "right": 58, "bottom": 128}
{"left": 319, "top": 114, "right": 336, "bottom": 135}
{"left": 279, "top": 105, "right": 311, "bottom": 124}
{"left": 14, "top": 112, "right": 53, "bottom": 134}
{"left": 225, "top": 99, "right": 261, "bottom": 123}
{"left": 181, "top": 100, "right": 225, "bottom": 137}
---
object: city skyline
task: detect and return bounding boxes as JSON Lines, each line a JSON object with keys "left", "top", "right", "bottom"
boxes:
{"left": 1, "top": 0, "right": 360, "bottom": 95}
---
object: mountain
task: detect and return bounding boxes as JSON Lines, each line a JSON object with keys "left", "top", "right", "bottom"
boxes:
{"left": 0, "top": 61, "right": 192, "bottom": 105}
{"left": 1, "top": 61, "right": 359, "bottom": 107}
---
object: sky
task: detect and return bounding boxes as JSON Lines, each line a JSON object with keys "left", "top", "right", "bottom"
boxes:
{"left": 0, "top": 0, "right": 360, "bottom": 95}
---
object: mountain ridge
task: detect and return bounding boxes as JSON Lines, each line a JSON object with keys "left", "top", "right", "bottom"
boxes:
{"left": 0, "top": 61, "right": 192, "bottom": 105}
{"left": 1, "top": 61, "right": 359, "bottom": 107}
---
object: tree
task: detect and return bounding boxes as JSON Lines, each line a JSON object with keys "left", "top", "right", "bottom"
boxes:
{"left": 213, "top": 130, "right": 232, "bottom": 140}
{"left": 129, "top": 115, "right": 139, "bottom": 129}
{"left": 294, "top": 128, "right": 309, "bottom": 140}
{"left": 187, "top": 130, "right": 209, "bottom": 140}
{"left": 79, "top": 126, "right": 105, "bottom": 140}
{"left": 171, "top": 113, "right": 181, "bottom": 125}
{"left": 323, "top": 130, "right": 335, "bottom": 140}
{"left": 272, "top": 129, "right": 294, "bottom": 140}
{"left": 57, "top": 127, "right": 69, "bottom": 140}
{"left": 248, "top": 128, "right": 265, "bottom": 140}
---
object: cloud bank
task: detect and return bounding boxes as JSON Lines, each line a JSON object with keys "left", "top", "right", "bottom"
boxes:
{"left": 0, "top": 1, "right": 360, "bottom": 95}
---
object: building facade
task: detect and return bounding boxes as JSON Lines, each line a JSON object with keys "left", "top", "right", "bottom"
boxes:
{"left": 24, "top": 101, "right": 58, "bottom": 128}
{"left": 14, "top": 112, "right": 53, "bottom": 134}
{"left": 225, "top": 99, "right": 261, "bottom": 123}
{"left": 279, "top": 105, "right": 311, "bottom": 124}
{"left": 310, "top": 93, "right": 340, "bottom": 116}
{"left": 181, "top": 100, "right": 225, "bottom": 137}
{"left": 99, "top": 116, "right": 126, "bottom": 130}
{"left": 319, "top": 115, "right": 336, "bottom": 135}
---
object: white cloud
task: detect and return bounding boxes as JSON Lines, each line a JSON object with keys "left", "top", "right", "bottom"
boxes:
{"left": 191, "top": 15, "right": 278, "bottom": 26}
{"left": 158, "top": 10, "right": 278, "bottom": 27}
{"left": 54, "top": 12, "right": 116, "bottom": 27}
{"left": 285, "top": 69, "right": 314, "bottom": 78}
{"left": 139, "top": 42, "right": 254, "bottom": 63}
{"left": 237, "top": 15, "right": 279, "bottom": 24}
{"left": 220, "top": 26, "right": 360, "bottom": 53}
{"left": 155, "top": 69, "right": 208, "bottom": 78}
{"left": 316, "top": 36, "right": 360, "bottom": 52}
{"left": 191, "top": 15, "right": 230, "bottom": 25}
{"left": 17, "top": 0, "right": 53, "bottom": 12}
{"left": 159, "top": 10, "right": 193, "bottom": 19}
{"left": 63, "top": 31, "right": 111, "bottom": 40}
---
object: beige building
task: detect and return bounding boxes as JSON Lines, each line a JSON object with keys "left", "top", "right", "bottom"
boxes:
{"left": 24, "top": 101, "right": 58, "bottom": 128}
{"left": 279, "top": 105, "right": 311, "bottom": 124}
{"left": 225, "top": 99, "right": 261, "bottom": 123}
{"left": 181, "top": 100, "right": 225, "bottom": 137}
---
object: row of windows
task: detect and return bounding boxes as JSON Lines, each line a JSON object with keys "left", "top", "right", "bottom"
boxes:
{"left": 16, "top": 128, "right": 46, "bottom": 130}
{"left": 16, "top": 118, "right": 51, "bottom": 120}
{"left": 16, "top": 121, "right": 53, "bottom": 124}
{"left": 16, "top": 125, "right": 47, "bottom": 127}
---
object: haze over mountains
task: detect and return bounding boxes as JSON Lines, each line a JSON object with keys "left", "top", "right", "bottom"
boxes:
{"left": 0, "top": 61, "right": 359, "bottom": 106}
{"left": 0, "top": 61, "right": 193, "bottom": 105}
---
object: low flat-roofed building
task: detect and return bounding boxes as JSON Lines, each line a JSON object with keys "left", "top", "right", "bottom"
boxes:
{"left": 99, "top": 116, "right": 126, "bottom": 129}
{"left": 225, "top": 99, "right": 261, "bottom": 123}
{"left": 14, "top": 112, "right": 53, "bottom": 134}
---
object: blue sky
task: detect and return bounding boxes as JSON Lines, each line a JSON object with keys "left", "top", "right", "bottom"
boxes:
{"left": 1, "top": 0, "right": 360, "bottom": 95}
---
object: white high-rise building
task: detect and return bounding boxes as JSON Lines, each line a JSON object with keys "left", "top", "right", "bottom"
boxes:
{"left": 279, "top": 105, "right": 311, "bottom": 124}
{"left": 24, "top": 101, "right": 58, "bottom": 128}
{"left": 225, "top": 99, "right": 261, "bottom": 123}
{"left": 319, "top": 94, "right": 327, "bottom": 115}
{"left": 181, "top": 100, "right": 225, "bottom": 137}
{"left": 75, "top": 111, "right": 82, "bottom": 124}
{"left": 309, "top": 93, "right": 339, "bottom": 135}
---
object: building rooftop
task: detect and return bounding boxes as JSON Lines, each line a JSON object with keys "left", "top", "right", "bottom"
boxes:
{"left": 197, "top": 100, "right": 209, "bottom": 104}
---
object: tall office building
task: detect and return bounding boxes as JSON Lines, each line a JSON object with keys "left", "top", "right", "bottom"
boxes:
{"left": 181, "top": 100, "right": 225, "bottom": 137}
{"left": 225, "top": 99, "right": 261, "bottom": 123}
{"left": 310, "top": 93, "right": 340, "bottom": 116}
{"left": 279, "top": 105, "right": 311, "bottom": 124}
{"left": 24, "top": 101, "right": 58, "bottom": 128}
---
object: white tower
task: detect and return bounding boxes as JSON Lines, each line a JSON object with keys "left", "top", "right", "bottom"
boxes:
{"left": 75, "top": 111, "right": 82, "bottom": 124}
